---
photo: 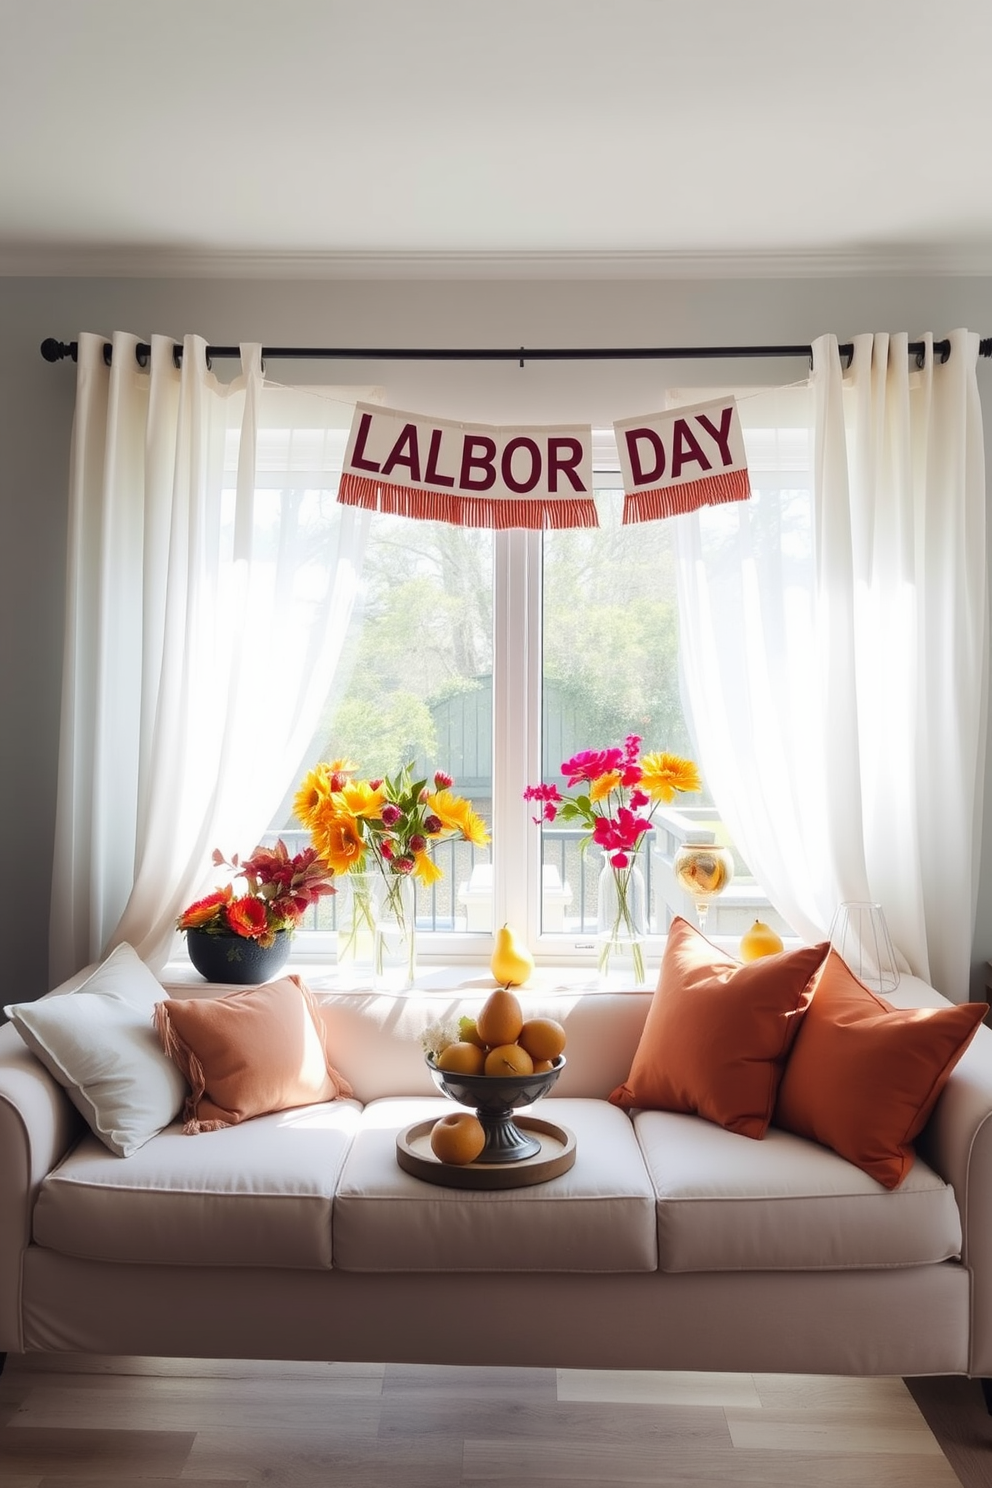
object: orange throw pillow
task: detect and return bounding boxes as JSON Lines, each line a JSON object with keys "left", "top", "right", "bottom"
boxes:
{"left": 775, "top": 950, "right": 987, "bottom": 1189}
{"left": 155, "top": 974, "right": 352, "bottom": 1134}
{"left": 609, "top": 915, "right": 829, "bottom": 1138}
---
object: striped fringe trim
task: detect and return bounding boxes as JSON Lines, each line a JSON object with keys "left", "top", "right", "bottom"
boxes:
{"left": 338, "top": 472, "right": 599, "bottom": 530}
{"left": 622, "top": 467, "right": 752, "bottom": 524}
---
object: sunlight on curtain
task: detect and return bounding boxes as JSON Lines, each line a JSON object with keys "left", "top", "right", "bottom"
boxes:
{"left": 674, "top": 386, "right": 826, "bottom": 936}
{"left": 49, "top": 333, "right": 372, "bottom": 979}
{"left": 674, "top": 331, "right": 987, "bottom": 1001}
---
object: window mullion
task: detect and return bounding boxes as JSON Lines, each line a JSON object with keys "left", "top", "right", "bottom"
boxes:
{"left": 492, "top": 527, "right": 542, "bottom": 948}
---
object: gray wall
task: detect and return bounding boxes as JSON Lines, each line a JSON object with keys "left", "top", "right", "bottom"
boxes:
{"left": 3, "top": 273, "right": 991, "bottom": 1000}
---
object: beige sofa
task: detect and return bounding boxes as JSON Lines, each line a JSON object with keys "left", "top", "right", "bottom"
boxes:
{"left": 2, "top": 960, "right": 992, "bottom": 1388}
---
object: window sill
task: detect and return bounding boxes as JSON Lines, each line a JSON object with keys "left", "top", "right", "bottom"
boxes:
{"left": 163, "top": 934, "right": 769, "bottom": 997}
{"left": 162, "top": 956, "right": 637, "bottom": 996}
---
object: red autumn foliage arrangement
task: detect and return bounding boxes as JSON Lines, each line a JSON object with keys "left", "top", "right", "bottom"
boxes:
{"left": 176, "top": 840, "right": 336, "bottom": 947}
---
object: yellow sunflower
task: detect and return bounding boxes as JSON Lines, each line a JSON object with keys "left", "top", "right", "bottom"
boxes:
{"left": 312, "top": 815, "right": 366, "bottom": 875}
{"left": 412, "top": 849, "right": 443, "bottom": 887}
{"left": 590, "top": 770, "right": 622, "bottom": 802}
{"left": 336, "top": 780, "right": 387, "bottom": 819}
{"left": 292, "top": 765, "right": 333, "bottom": 828}
{"left": 639, "top": 752, "right": 702, "bottom": 803}
{"left": 426, "top": 789, "right": 491, "bottom": 847}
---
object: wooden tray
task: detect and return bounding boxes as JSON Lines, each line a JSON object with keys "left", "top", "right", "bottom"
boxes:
{"left": 396, "top": 1116, "right": 576, "bottom": 1189}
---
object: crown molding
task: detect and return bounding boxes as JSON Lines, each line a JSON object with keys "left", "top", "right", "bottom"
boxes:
{"left": 4, "top": 245, "right": 992, "bottom": 281}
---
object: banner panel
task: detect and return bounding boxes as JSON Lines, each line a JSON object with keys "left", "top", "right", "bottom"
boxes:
{"left": 338, "top": 403, "right": 597, "bottom": 529}
{"left": 614, "top": 396, "right": 752, "bottom": 523}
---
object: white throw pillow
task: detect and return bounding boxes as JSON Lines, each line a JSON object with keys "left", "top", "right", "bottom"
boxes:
{"left": 4, "top": 942, "right": 188, "bottom": 1157}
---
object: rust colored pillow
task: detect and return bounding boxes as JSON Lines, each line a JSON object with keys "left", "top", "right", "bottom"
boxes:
{"left": 609, "top": 915, "right": 829, "bottom": 1138}
{"left": 775, "top": 950, "right": 987, "bottom": 1189}
{"left": 155, "top": 974, "right": 352, "bottom": 1134}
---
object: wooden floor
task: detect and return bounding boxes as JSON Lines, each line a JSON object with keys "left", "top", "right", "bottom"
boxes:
{"left": 0, "top": 1353, "right": 988, "bottom": 1487}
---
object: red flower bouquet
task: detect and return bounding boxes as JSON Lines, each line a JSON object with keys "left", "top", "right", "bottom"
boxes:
{"left": 177, "top": 840, "right": 336, "bottom": 949}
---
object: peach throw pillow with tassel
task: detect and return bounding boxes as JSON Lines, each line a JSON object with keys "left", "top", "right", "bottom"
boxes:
{"left": 155, "top": 974, "right": 352, "bottom": 1134}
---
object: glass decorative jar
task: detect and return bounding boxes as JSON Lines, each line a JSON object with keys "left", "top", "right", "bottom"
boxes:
{"left": 372, "top": 872, "right": 417, "bottom": 991}
{"left": 672, "top": 841, "right": 735, "bottom": 933}
{"left": 596, "top": 855, "right": 648, "bottom": 988}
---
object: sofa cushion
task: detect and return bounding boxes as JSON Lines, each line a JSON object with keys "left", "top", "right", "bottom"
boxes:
{"left": 774, "top": 950, "right": 988, "bottom": 1189}
{"left": 309, "top": 989, "right": 654, "bottom": 1103}
{"left": 609, "top": 916, "right": 829, "bottom": 1138}
{"left": 4, "top": 942, "right": 188, "bottom": 1157}
{"left": 634, "top": 1108, "right": 962, "bottom": 1273}
{"left": 32, "top": 1098, "right": 363, "bottom": 1270}
{"left": 155, "top": 975, "right": 353, "bottom": 1133}
{"left": 332, "top": 1096, "right": 657, "bottom": 1273}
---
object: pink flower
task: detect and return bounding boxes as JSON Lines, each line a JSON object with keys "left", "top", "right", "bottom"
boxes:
{"left": 380, "top": 803, "right": 401, "bottom": 827}
{"left": 592, "top": 806, "right": 651, "bottom": 868}
{"left": 620, "top": 736, "right": 643, "bottom": 786}
{"left": 394, "top": 856, "right": 415, "bottom": 875}
{"left": 524, "top": 783, "right": 562, "bottom": 802}
{"left": 423, "top": 814, "right": 443, "bottom": 835}
{"left": 434, "top": 770, "right": 454, "bottom": 789}
{"left": 523, "top": 781, "right": 562, "bottom": 824}
{"left": 409, "top": 834, "right": 427, "bottom": 854}
{"left": 560, "top": 747, "right": 624, "bottom": 787}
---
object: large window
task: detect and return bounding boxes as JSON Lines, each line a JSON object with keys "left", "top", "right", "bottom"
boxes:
{"left": 263, "top": 412, "right": 794, "bottom": 963}
{"left": 270, "top": 511, "right": 496, "bottom": 944}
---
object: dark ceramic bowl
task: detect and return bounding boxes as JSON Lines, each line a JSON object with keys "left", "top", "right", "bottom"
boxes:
{"left": 425, "top": 1053, "right": 565, "bottom": 1162}
{"left": 184, "top": 928, "right": 291, "bottom": 984}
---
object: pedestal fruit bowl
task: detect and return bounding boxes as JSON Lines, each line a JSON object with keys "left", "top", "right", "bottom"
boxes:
{"left": 425, "top": 1052, "right": 565, "bottom": 1162}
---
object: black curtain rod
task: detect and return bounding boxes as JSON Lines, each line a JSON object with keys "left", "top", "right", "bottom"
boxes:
{"left": 40, "top": 336, "right": 992, "bottom": 370}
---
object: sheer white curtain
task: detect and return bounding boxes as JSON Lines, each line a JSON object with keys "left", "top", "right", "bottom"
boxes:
{"left": 50, "top": 332, "right": 371, "bottom": 981}
{"left": 675, "top": 330, "right": 987, "bottom": 1002}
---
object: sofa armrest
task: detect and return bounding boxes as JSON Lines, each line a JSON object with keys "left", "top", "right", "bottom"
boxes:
{"left": 918, "top": 1022, "right": 992, "bottom": 1375}
{"left": 0, "top": 1023, "right": 83, "bottom": 1351}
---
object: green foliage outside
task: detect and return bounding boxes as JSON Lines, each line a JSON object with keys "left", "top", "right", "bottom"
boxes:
{"left": 542, "top": 493, "right": 693, "bottom": 765}
{"left": 292, "top": 487, "right": 693, "bottom": 810}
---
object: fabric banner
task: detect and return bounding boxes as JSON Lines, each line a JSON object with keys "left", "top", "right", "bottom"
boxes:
{"left": 614, "top": 395, "right": 751, "bottom": 523}
{"left": 338, "top": 402, "right": 597, "bottom": 529}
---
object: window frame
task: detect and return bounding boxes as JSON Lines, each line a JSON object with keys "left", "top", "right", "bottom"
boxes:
{"left": 286, "top": 416, "right": 788, "bottom": 968}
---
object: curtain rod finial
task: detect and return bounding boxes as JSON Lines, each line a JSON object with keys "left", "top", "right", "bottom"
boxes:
{"left": 40, "top": 338, "right": 75, "bottom": 363}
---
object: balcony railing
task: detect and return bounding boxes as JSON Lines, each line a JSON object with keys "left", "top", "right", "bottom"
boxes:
{"left": 259, "top": 829, "right": 491, "bottom": 933}
{"left": 264, "top": 807, "right": 787, "bottom": 940}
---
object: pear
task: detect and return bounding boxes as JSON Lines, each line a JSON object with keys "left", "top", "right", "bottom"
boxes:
{"left": 477, "top": 985, "right": 524, "bottom": 1045}
{"left": 490, "top": 924, "right": 535, "bottom": 988}
{"left": 739, "top": 918, "right": 784, "bottom": 962}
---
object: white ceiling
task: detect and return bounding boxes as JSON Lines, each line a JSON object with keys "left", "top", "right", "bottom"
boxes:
{"left": 3, "top": 0, "right": 992, "bottom": 279}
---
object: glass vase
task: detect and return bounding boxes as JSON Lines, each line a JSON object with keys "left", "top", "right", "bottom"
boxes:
{"left": 372, "top": 872, "right": 417, "bottom": 991}
{"left": 596, "top": 856, "right": 648, "bottom": 988}
{"left": 828, "top": 900, "right": 900, "bottom": 994}
{"left": 336, "top": 872, "right": 377, "bottom": 974}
